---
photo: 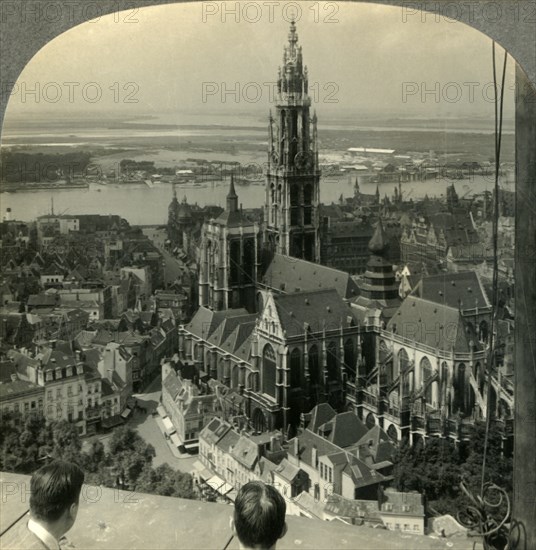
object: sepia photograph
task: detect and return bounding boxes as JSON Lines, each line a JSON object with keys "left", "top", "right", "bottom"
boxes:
{"left": 0, "top": 1, "right": 535, "bottom": 549}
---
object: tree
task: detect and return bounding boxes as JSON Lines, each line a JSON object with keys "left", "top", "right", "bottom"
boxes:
{"left": 393, "top": 436, "right": 463, "bottom": 516}
{"left": 136, "top": 464, "right": 196, "bottom": 499}
{"left": 81, "top": 440, "right": 106, "bottom": 473}
{"left": 0, "top": 416, "right": 198, "bottom": 503}
{"left": 392, "top": 423, "right": 512, "bottom": 522}
{"left": 107, "top": 427, "right": 156, "bottom": 488}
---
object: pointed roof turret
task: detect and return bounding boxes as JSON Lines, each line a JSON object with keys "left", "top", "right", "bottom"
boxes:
{"left": 226, "top": 175, "right": 238, "bottom": 213}
{"left": 356, "top": 217, "right": 400, "bottom": 311}
{"left": 215, "top": 175, "right": 252, "bottom": 228}
{"left": 368, "top": 218, "right": 389, "bottom": 255}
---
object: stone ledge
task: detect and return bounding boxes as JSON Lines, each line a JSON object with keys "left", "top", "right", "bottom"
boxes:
{"left": 1, "top": 472, "right": 476, "bottom": 549}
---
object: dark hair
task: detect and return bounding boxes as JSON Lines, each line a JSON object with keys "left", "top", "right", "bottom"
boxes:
{"left": 234, "top": 481, "right": 286, "bottom": 549}
{"left": 30, "top": 460, "right": 85, "bottom": 523}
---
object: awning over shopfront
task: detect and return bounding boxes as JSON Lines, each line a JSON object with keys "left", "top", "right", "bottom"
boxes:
{"left": 192, "top": 461, "right": 212, "bottom": 482}
{"left": 170, "top": 433, "right": 181, "bottom": 448}
{"left": 120, "top": 407, "right": 132, "bottom": 419}
{"left": 182, "top": 441, "right": 198, "bottom": 451}
{"left": 206, "top": 475, "right": 225, "bottom": 492}
{"left": 157, "top": 405, "right": 167, "bottom": 418}
{"left": 226, "top": 490, "right": 237, "bottom": 502}
{"left": 101, "top": 415, "right": 124, "bottom": 429}
{"left": 219, "top": 482, "right": 234, "bottom": 496}
{"left": 162, "top": 417, "right": 175, "bottom": 434}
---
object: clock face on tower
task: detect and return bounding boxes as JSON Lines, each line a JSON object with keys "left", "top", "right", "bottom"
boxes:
{"left": 294, "top": 151, "right": 313, "bottom": 171}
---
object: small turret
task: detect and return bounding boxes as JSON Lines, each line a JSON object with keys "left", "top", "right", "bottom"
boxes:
{"left": 226, "top": 175, "right": 238, "bottom": 213}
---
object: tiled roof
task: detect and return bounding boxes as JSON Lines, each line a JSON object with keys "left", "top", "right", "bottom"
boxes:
{"left": 75, "top": 330, "right": 98, "bottom": 348}
{"left": 429, "top": 212, "right": 480, "bottom": 246}
{"left": 355, "top": 424, "right": 390, "bottom": 449}
{"left": 214, "top": 209, "right": 254, "bottom": 228}
{"left": 27, "top": 294, "right": 57, "bottom": 307}
{"left": 318, "top": 412, "right": 368, "bottom": 449}
{"left": 200, "top": 417, "right": 232, "bottom": 446}
{"left": 352, "top": 425, "right": 396, "bottom": 465}
{"left": 262, "top": 254, "right": 359, "bottom": 300}
{"left": 215, "top": 428, "right": 240, "bottom": 453}
{"left": 163, "top": 371, "right": 182, "bottom": 400}
{"left": 324, "top": 494, "right": 382, "bottom": 522}
{"left": 288, "top": 429, "right": 341, "bottom": 468}
{"left": 219, "top": 320, "right": 255, "bottom": 359}
{"left": 231, "top": 435, "right": 260, "bottom": 470}
{"left": 207, "top": 314, "right": 256, "bottom": 348}
{"left": 319, "top": 204, "right": 345, "bottom": 220}
{"left": 92, "top": 330, "right": 116, "bottom": 346}
{"left": 411, "top": 271, "right": 491, "bottom": 311}
{"left": 274, "top": 458, "right": 301, "bottom": 482}
{"left": 341, "top": 454, "right": 386, "bottom": 488}
{"left": 38, "top": 348, "right": 79, "bottom": 370}
{"left": 0, "top": 378, "right": 43, "bottom": 400}
{"left": 387, "top": 295, "right": 479, "bottom": 353}
{"left": 273, "top": 289, "right": 354, "bottom": 337}
{"left": 257, "top": 456, "right": 278, "bottom": 484}
{"left": 185, "top": 307, "right": 249, "bottom": 340}
{"left": 380, "top": 488, "right": 424, "bottom": 515}
{"left": 307, "top": 403, "right": 336, "bottom": 433}
{"left": 6, "top": 351, "right": 39, "bottom": 375}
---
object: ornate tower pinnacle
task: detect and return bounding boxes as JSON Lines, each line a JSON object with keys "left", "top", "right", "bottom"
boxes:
{"left": 265, "top": 22, "right": 320, "bottom": 263}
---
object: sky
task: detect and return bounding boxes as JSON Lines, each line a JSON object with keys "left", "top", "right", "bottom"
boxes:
{"left": 4, "top": 2, "right": 515, "bottom": 122}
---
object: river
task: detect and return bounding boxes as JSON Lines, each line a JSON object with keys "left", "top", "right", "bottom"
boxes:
{"left": 0, "top": 174, "right": 512, "bottom": 225}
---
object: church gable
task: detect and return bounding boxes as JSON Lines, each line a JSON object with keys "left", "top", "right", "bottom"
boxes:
{"left": 258, "top": 292, "right": 285, "bottom": 340}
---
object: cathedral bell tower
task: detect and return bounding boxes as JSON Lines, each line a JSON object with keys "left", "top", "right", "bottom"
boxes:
{"left": 264, "top": 21, "right": 320, "bottom": 262}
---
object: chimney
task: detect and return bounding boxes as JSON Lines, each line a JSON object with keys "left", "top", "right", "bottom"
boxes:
{"left": 270, "top": 435, "right": 278, "bottom": 452}
{"left": 312, "top": 445, "right": 318, "bottom": 467}
{"left": 293, "top": 437, "right": 299, "bottom": 457}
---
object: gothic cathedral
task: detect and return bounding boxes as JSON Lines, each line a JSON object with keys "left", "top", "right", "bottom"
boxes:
{"left": 196, "top": 21, "right": 321, "bottom": 313}
{"left": 264, "top": 21, "right": 321, "bottom": 262}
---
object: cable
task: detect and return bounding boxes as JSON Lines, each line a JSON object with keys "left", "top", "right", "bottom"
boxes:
{"left": 222, "top": 534, "right": 234, "bottom": 550}
{"left": 0, "top": 509, "right": 29, "bottom": 538}
{"left": 480, "top": 41, "right": 508, "bottom": 498}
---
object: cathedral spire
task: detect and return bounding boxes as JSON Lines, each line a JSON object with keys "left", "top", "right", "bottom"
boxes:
{"left": 265, "top": 22, "right": 320, "bottom": 262}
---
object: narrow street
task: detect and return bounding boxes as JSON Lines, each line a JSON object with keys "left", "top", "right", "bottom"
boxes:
{"left": 83, "top": 375, "right": 198, "bottom": 475}
{"left": 140, "top": 226, "right": 186, "bottom": 287}
{"left": 130, "top": 375, "right": 198, "bottom": 474}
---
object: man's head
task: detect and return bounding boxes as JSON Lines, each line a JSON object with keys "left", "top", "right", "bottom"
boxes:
{"left": 30, "top": 460, "right": 85, "bottom": 536}
{"left": 231, "top": 481, "right": 287, "bottom": 550}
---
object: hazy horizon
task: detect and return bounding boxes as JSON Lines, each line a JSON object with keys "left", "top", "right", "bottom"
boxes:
{"left": 2, "top": 1, "right": 515, "bottom": 130}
